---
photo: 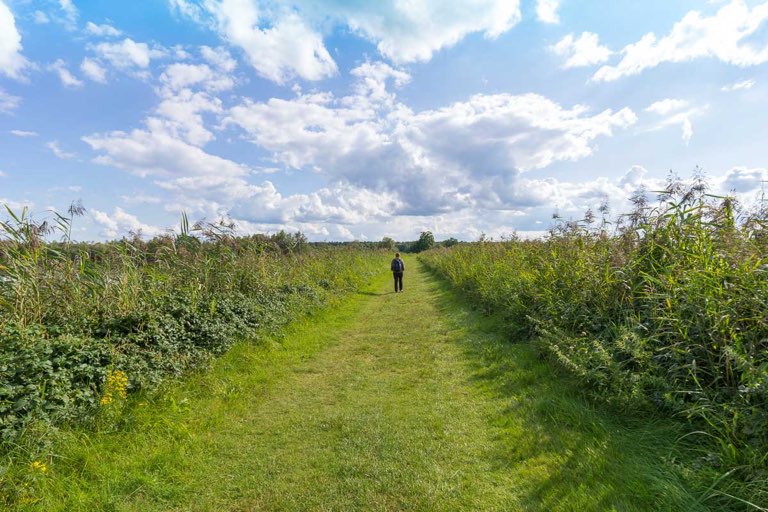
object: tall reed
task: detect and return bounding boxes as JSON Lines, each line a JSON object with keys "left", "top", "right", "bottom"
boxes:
{"left": 421, "top": 177, "right": 768, "bottom": 508}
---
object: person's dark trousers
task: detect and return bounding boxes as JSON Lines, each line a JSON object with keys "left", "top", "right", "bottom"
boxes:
{"left": 393, "top": 272, "right": 403, "bottom": 292}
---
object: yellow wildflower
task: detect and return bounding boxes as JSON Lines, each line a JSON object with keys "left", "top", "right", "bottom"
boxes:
{"left": 101, "top": 370, "right": 128, "bottom": 406}
{"left": 30, "top": 460, "right": 48, "bottom": 473}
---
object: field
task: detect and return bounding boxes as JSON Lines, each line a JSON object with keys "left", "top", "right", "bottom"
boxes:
{"left": 2, "top": 180, "right": 768, "bottom": 510}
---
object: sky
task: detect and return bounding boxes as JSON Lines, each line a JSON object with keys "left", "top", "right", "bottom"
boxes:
{"left": 0, "top": 0, "right": 766, "bottom": 242}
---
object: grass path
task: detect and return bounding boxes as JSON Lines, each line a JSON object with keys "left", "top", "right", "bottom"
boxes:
{"left": 30, "top": 259, "right": 703, "bottom": 511}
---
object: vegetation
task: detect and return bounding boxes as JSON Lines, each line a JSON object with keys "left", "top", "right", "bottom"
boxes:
{"left": 4, "top": 261, "right": 700, "bottom": 511}
{"left": 420, "top": 176, "right": 768, "bottom": 510}
{"left": 0, "top": 205, "right": 384, "bottom": 506}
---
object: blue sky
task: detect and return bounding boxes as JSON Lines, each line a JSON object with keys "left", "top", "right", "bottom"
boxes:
{"left": 0, "top": 0, "right": 766, "bottom": 241}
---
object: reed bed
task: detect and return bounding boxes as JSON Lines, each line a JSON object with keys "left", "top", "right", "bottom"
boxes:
{"left": 421, "top": 178, "right": 768, "bottom": 509}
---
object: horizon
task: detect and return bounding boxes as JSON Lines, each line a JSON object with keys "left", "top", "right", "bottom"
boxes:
{"left": 1, "top": 0, "right": 766, "bottom": 242}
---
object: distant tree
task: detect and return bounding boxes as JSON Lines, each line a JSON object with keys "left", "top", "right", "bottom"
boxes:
{"left": 379, "top": 237, "right": 396, "bottom": 250}
{"left": 414, "top": 230, "right": 435, "bottom": 252}
{"left": 441, "top": 237, "right": 459, "bottom": 248}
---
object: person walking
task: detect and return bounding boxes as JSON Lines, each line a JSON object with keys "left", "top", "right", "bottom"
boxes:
{"left": 391, "top": 252, "right": 405, "bottom": 293}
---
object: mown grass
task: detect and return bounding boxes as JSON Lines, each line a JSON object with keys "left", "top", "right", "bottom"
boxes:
{"left": 14, "top": 260, "right": 704, "bottom": 511}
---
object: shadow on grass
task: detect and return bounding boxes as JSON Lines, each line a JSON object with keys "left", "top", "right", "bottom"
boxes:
{"left": 356, "top": 290, "right": 393, "bottom": 297}
{"left": 418, "top": 263, "right": 707, "bottom": 512}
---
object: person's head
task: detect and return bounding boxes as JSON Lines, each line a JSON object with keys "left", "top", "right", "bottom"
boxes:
{"left": 395, "top": 252, "right": 400, "bottom": 258}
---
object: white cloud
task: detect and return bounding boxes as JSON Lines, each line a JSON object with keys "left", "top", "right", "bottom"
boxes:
{"left": 159, "top": 62, "right": 234, "bottom": 92}
{"left": 0, "top": 1, "right": 31, "bottom": 80}
{"left": 85, "top": 21, "right": 122, "bottom": 37}
{"left": 0, "top": 170, "right": 5, "bottom": 177}
{"left": 717, "top": 166, "right": 768, "bottom": 192}
{"left": 33, "top": 10, "right": 50, "bottom": 24}
{"left": 593, "top": 0, "right": 768, "bottom": 82}
{"left": 721, "top": 78, "right": 756, "bottom": 91}
{"left": 154, "top": 89, "right": 224, "bottom": 146}
{"left": 91, "top": 207, "right": 163, "bottom": 239}
{"left": 200, "top": 45, "right": 236, "bottom": 72}
{"left": 80, "top": 58, "right": 107, "bottom": 83}
{"left": 225, "top": 63, "right": 637, "bottom": 215}
{"left": 172, "top": 0, "right": 521, "bottom": 81}
{"left": 83, "top": 119, "right": 248, "bottom": 178}
{"left": 0, "top": 197, "right": 33, "bottom": 211}
{"left": 204, "top": 2, "right": 336, "bottom": 83}
{"left": 10, "top": 130, "right": 37, "bottom": 137}
{"left": 644, "top": 99, "right": 705, "bottom": 145}
{"left": 348, "top": 61, "right": 411, "bottom": 108}
{"left": 59, "top": 0, "right": 78, "bottom": 29}
{"left": 47, "top": 141, "right": 76, "bottom": 159}
{"left": 93, "top": 38, "right": 162, "bottom": 70}
{"left": 50, "top": 59, "right": 84, "bottom": 88}
{"left": 121, "top": 194, "right": 162, "bottom": 204}
{"left": 0, "top": 88, "right": 20, "bottom": 113}
{"left": 82, "top": 52, "right": 644, "bottom": 239}
{"left": 645, "top": 98, "right": 690, "bottom": 115}
{"left": 550, "top": 32, "right": 612, "bottom": 68}
{"left": 302, "top": 0, "right": 521, "bottom": 64}
{"left": 536, "top": 0, "right": 560, "bottom": 24}
{"left": 549, "top": 32, "right": 613, "bottom": 69}
{"left": 168, "top": 0, "right": 206, "bottom": 23}
{"left": 227, "top": 181, "right": 401, "bottom": 226}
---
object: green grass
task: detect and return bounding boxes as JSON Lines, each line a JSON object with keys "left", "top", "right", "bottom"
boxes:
{"left": 17, "top": 259, "right": 703, "bottom": 511}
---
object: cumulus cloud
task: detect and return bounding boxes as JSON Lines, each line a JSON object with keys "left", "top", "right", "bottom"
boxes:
{"left": 200, "top": 46, "right": 237, "bottom": 72}
{"left": 717, "top": 166, "right": 768, "bottom": 193}
{"left": 225, "top": 63, "right": 637, "bottom": 215}
{"left": 159, "top": 62, "right": 234, "bottom": 92}
{"left": 0, "top": 88, "right": 20, "bottom": 113}
{"left": 84, "top": 52, "right": 641, "bottom": 239}
{"left": 83, "top": 118, "right": 247, "bottom": 178}
{"left": 50, "top": 59, "right": 84, "bottom": 88}
{"left": 536, "top": 0, "right": 561, "bottom": 24}
{"left": 80, "top": 58, "right": 108, "bottom": 83}
{"left": 721, "top": 78, "right": 756, "bottom": 91}
{"left": 199, "top": 1, "right": 336, "bottom": 83}
{"left": 0, "top": 1, "right": 31, "bottom": 80}
{"left": 593, "top": 0, "right": 768, "bottom": 82}
{"left": 85, "top": 21, "right": 122, "bottom": 37}
{"left": 171, "top": 0, "right": 522, "bottom": 81}
{"left": 93, "top": 38, "right": 163, "bottom": 70}
{"left": 91, "top": 207, "right": 163, "bottom": 238}
{"left": 550, "top": 32, "right": 612, "bottom": 68}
